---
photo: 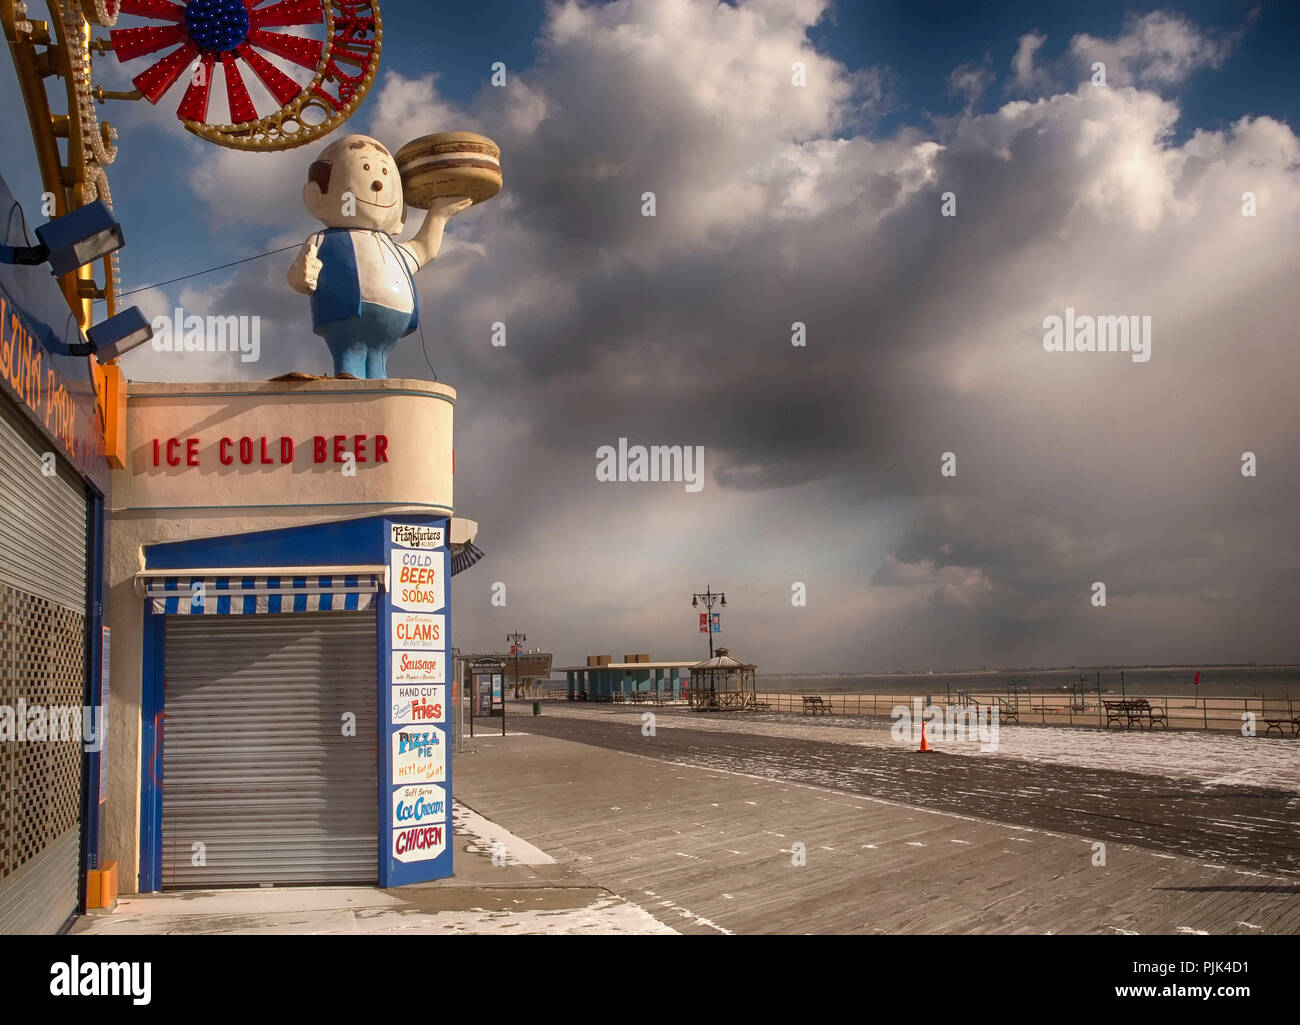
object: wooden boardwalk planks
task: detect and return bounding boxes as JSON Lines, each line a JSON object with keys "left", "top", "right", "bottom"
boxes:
{"left": 453, "top": 731, "right": 1299, "bottom": 934}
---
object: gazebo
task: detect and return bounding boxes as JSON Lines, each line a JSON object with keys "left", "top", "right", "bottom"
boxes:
{"left": 688, "top": 648, "right": 759, "bottom": 711}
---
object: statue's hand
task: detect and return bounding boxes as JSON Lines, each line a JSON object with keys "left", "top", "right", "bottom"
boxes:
{"left": 289, "top": 238, "right": 323, "bottom": 294}
{"left": 302, "top": 239, "right": 322, "bottom": 293}
{"left": 428, "top": 196, "right": 473, "bottom": 220}
{"left": 407, "top": 199, "right": 473, "bottom": 267}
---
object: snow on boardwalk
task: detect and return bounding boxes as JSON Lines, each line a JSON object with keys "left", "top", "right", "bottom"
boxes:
{"left": 456, "top": 729, "right": 1300, "bottom": 934}
{"left": 533, "top": 703, "right": 1300, "bottom": 793}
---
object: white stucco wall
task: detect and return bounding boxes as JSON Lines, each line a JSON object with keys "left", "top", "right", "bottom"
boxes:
{"left": 104, "top": 377, "right": 455, "bottom": 891}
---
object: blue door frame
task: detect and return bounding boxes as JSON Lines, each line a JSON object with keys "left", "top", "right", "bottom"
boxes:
{"left": 136, "top": 515, "right": 453, "bottom": 892}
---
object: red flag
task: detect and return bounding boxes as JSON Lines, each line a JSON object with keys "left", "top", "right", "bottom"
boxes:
{"left": 1193, "top": 671, "right": 1200, "bottom": 687}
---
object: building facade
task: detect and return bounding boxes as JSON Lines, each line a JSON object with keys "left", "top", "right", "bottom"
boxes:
{"left": 104, "top": 377, "right": 471, "bottom": 893}
{"left": 558, "top": 655, "right": 694, "bottom": 701}
{"left": 0, "top": 174, "right": 112, "bottom": 932}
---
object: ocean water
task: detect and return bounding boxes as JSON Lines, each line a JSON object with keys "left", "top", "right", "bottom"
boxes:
{"left": 758, "top": 666, "right": 1300, "bottom": 699}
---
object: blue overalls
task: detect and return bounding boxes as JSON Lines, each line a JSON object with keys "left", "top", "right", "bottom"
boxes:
{"left": 309, "top": 228, "right": 420, "bottom": 379}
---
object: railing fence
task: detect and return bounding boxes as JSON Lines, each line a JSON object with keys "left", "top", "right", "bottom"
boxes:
{"left": 528, "top": 685, "right": 1294, "bottom": 733}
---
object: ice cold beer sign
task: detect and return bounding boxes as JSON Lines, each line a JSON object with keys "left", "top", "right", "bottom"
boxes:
{"left": 384, "top": 522, "right": 451, "bottom": 879}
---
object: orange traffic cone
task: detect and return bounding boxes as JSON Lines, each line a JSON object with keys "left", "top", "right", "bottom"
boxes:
{"left": 917, "top": 719, "right": 933, "bottom": 753}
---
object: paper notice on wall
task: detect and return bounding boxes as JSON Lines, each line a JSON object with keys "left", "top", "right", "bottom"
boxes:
{"left": 99, "top": 627, "right": 110, "bottom": 805}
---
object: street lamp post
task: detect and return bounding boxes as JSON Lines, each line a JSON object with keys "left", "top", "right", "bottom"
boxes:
{"left": 507, "top": 631, "right": 527, "bottom": 700}
{"left": 690, "top": 586, "right": 726, "bottom": 661}
{"left": 451, "top": 646, "right": 463, "bottom": 753}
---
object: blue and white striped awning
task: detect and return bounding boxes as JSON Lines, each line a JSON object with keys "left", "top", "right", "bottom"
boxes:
{"left": 141, "top": 571, "right": 383, "bottom": 615}
{"left": 451, "top": 541, "right": 485, "bottom": 576}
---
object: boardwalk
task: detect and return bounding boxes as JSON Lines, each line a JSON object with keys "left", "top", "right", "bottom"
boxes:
{"left": 453, "top": 705, "right": 1300, "bottom": 934}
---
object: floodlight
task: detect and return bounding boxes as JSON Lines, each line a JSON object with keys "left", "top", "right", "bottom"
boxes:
{"left": 65, "top": 306, "right": 153, "bottom": 361}
{"left": 0, "top": 200, "right": 124, "bottom": 275}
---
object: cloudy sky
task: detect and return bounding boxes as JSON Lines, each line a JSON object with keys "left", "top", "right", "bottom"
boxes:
{"left": 3, "top": 0, "right": 1297, "bottom": 672}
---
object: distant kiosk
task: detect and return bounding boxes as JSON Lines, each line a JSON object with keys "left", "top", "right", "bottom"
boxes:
{"left": 689, "top": 648, "right": 759, "bottom": 712}
{"left": 557, "top": 654, "right": 693, "bottom": 702}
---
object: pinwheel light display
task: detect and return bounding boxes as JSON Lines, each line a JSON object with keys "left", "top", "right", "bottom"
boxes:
{"left": 107, "top": 0, "right": 381, "bottom": 150}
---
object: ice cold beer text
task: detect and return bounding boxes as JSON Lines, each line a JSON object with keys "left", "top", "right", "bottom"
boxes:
{"left": 147, "top": 434, "right": 390, "bottom": 467}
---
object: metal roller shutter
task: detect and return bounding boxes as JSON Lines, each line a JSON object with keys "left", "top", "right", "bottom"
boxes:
{"left": 0, "top": 400, "right": 88, "bottom": 934}
{"left": 0, "top": 401, "right": 88, "bottom": 610}
{"left": 161, "top": 613, "right": 378, "bottom": 888}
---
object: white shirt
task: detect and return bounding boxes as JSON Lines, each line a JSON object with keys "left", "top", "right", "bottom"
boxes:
{"left": 335, "top": 230, "right": 417, "bottom": 313}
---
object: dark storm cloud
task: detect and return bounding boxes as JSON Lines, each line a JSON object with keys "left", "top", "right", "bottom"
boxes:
{"left": 147, "top": 1, "right": 1298, "bottom": 669}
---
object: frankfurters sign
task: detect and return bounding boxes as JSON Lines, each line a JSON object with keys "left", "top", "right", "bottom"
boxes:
{"left": 391, "top": 524, "right": 443, "bottom": 549}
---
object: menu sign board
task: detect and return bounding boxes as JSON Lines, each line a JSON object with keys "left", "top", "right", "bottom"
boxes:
{"left": 382, "top": 521, "right": 451, "bottom": 884}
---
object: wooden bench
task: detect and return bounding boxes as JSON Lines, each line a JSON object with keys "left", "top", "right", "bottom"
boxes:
{"left": 1263, "top": 715, "right": 1300, "bottom": 737}
{"left": 802, "top": 695, "right": 832, "bottom": 715}
{"left": 995, "top": 697, "right": 1020, "bottom": 724}
{"left": 1103, "top": 699, "right": 1167, "bottom": 730}
{"left": 1140, "top": 699, "right": 1169, "bottom": 730}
